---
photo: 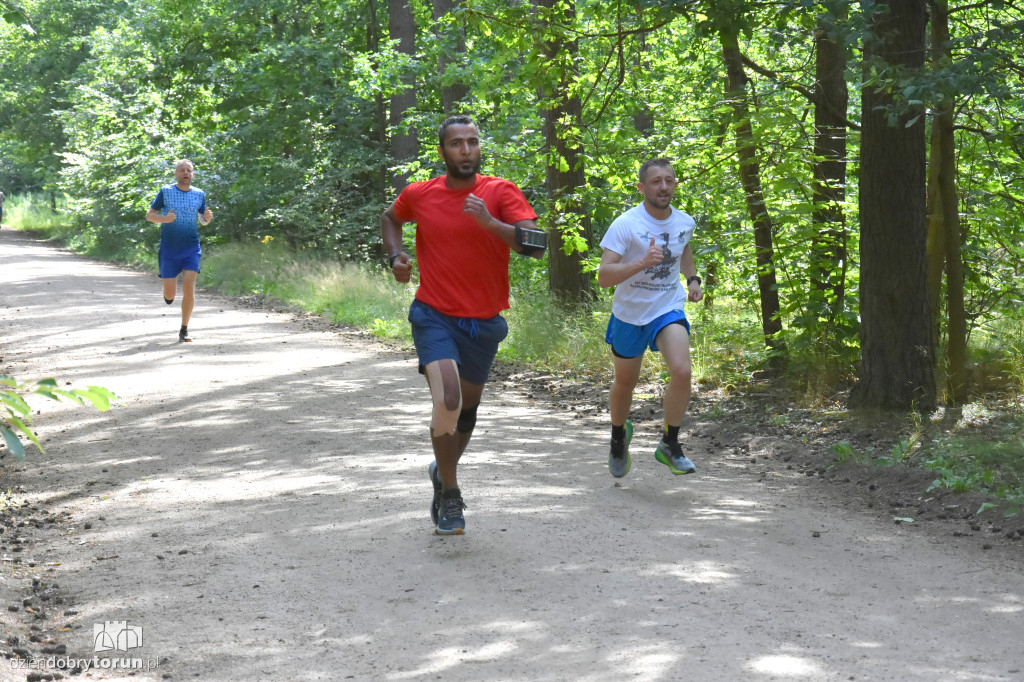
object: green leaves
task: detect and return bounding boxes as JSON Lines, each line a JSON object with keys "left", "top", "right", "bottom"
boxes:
{"left": 3, "top": 0, "right": 1024, "bottom": 405}
{"left": 1, "top": 0, "right": 34, "bottom": 34}
{"left": 37, "top": 382, "right": 117, "bottom": 412}
{"left": 0, "top": 376, "right": 116, "bottom": 460}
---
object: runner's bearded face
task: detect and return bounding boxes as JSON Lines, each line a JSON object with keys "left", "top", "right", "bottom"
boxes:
{"left": 440, "top": 123, "right": 482, "bottom": 181}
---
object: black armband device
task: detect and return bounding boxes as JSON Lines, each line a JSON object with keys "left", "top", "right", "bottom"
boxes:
{"left": 514, "top": 225, "right": 547, "bottom": 256}
{"left": 388, "top": 252, "right": 402, "bottom": 268}
{"left": 687, "top": 275, "right": 702, "bottom": 287}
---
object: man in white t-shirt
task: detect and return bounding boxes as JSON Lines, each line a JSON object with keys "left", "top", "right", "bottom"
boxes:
{"left": 598, "top": 158, "right": 704, "bottom": 478}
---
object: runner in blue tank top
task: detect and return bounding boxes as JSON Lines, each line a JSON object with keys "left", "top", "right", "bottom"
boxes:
{"left": 145, "top": 159, "right": 213, "bottom": 342}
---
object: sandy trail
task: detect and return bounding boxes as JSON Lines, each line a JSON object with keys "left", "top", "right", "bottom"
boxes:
{"left": 1, "top": 227, "right": 1022, "bottom": 682}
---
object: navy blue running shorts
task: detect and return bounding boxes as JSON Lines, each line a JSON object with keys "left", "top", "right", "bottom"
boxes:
{"left": 408, "top": 299, "right": 508, "bottom": 385}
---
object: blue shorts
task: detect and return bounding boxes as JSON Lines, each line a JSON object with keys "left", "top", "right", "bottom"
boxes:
{"left": 408, "top": 299, "right": 509, "bottom": 385}
{"left": 159, "top": 245, "right": 201, "bottom": 279}
{"left": 605, "top": 309, "right": 690, "bottom": 359}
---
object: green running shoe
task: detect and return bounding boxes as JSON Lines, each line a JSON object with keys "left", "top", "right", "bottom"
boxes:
{"left": 655, "top": 439, "right": 696, "bottom": 475}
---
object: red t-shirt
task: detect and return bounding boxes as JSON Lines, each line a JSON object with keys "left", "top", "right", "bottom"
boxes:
{"left": 393, "top": 174, "right": 537, "bottom": 318}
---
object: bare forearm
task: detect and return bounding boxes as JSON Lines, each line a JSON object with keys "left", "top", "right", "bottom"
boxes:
{"left": 484, "top": 218, "right": 546, "bottom": 259}
{"left": 599, "top": 259, "right": 649, "bottom": 288}
{"left": 380, "top": 209, "right": 405, "bottom": 256}
{"left": 680, "top": 245, "right": 698, "bottom": 281}
{"left": 476, "top": 214, "right": 520, "bottom": 251}
{"left": 463, "top": 192, "right": 542, "bottom": 258}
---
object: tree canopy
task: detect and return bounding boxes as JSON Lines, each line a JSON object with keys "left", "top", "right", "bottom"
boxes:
{"left": 2, "top": 0, "right": 1023, "bottom": 410}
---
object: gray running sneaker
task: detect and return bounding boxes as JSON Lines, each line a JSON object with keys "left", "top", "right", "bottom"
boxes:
{"left": 655, "top": 439, "right": 696, "bottom": 475}
{"left": 608, "top": 420, "right": 633, "bottom": 478}
{"left": 428, "top": 461, "right": 442, "bottom": 525}
{"left": 436, "top": 493, "right": 466, "bottom": 535}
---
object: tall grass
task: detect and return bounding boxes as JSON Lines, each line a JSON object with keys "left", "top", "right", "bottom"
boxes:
{"left": 3, "top": 193, "right": 73, "bottom": 236}
{"left": 200, "top": 240, "right": 771, "bottom": 388}
{"left": 966, "top": 311, "right": 1024, "bottom": 396}
{"left": 201, "top": 240, "right": 415, "bottom": 338}
{"left": 501, "top": 296, "right": 612, "bottom": 376}
{"left": 2, "top": 193, "right": 156, "bottom": 267}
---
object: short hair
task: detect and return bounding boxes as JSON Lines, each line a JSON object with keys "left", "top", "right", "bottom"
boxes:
{"left": 438, "top": 115, "right": 476, "bottom": 146}
{"left": 638, "top": 157, "right": 674, "bottom": 183}
{"left": 175, "top": 159, "right": 194, "bottom": 171}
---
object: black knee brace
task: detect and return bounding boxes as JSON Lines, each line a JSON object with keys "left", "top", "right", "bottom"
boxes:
{"left": 457, "top": 405, "right": 479, "bottom": 433}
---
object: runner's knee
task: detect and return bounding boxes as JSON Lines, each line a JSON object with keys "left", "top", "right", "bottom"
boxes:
{"left": 425, "top": 360, "right": 462, "bottom": 435}
{"left": 665, "top": 359, "right": 692, "bottom": 383}
{"left": 456, "top": 404, "right": 478, "bottom": 434}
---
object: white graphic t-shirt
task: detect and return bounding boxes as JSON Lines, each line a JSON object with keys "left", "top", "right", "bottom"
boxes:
{"left": 599, "top": 203, "right": 696, "bottom": 326}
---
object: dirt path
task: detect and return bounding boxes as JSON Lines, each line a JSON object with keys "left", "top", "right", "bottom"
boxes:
{"left": 1, "top": 228, "right": 1023, "bottom": 682}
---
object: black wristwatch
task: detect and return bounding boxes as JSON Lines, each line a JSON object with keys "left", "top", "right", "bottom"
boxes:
{"left": 687, "top": 275, "right": 702, "bottom": 286}
{"left": 388, "top": 252, "right": 402, "bottom": 268}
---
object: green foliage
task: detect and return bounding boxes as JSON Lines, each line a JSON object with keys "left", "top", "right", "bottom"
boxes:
{"left": 831, "top": 440, "right": 865, "bottom": 465}
{"left": 827, "top": 404, "right": 1023, "bottom": 510}
{"left": 1, "top": 1, "right": 34, "bottom": 33}
{"left": 688, "top": 303, "right": 766, "bottom": 389}
{"left": 2, "top": 0, "right": 1024, "bottom": 401}
{"left": 1, "top": 376, "right": 116, "bottom": 460}
{"left": 926, "top": 460, "right": 997, "bottom": 494}
{"left": 965, "top": 303, "right": 1024, "bottom": 398}
{"left": 920, "top": 421, "right": 1024, "bottom": 506}
{"left": 875, "top": 435, "right": 919, "bottom": 468}
{"left": 1, "top": 192, "right": 71, "bottom": 236}
{"left": 501, "top": 295, "right": 612, "bottom": 376}
{"left": 832, "top": 432, "right": 921, "bottom": 468}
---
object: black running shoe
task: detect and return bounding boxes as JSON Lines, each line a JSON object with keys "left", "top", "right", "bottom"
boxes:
{"left": 428, "top": 460, "right": 442, "bottom": 525}
{"left": 609, "top": 419, "right": 633, "bottom": 478}
{"left": 436, "top": 493, "right": 466, "bottom": 535}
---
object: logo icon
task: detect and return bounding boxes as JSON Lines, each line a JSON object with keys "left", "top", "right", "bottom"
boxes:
{"left": 93, "top": 621, "right": 143, "bottom": 652}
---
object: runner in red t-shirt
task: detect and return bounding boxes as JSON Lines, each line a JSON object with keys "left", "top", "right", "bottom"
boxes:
{"left": 381, "top": 114, "right": 545, "bottom": 535}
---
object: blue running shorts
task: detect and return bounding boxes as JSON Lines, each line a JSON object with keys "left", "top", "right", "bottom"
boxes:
{"left": 159, "top": 245, "right": 202, "bottom": 279}
{"left": 605, "top": 309, "right": 690, "bottom": 359}
{"left": 408, "top": 299, "right": 509, "bottom": 385}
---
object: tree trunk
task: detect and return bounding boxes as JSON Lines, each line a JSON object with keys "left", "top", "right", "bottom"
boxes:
{"left": 388, "top": 0, "right": 418, "bottom": 192}
{"left": 926, "top": 0, "right": 967, "bottom": 403}
{"left": 850, "top": 0, "right": 936, "bottom": 412}
{"left": 431, "top": 0, "right": 469, "bottom": 113}
{"left": 368, "top": 0, "right": 389, "bottom": 205}
{"left": 720, "top": 28, "right": 783, "bottom": 354}
{"left": 925, "top": 104, "right": 945, "bottom": 320}
{"left": 811, "top": 9, "right": 849, "bottom": 315}
{"left": 632, "top": 17, "right": 654, "bottom": 137}
{"left": 536, "top": 0, "right": 592, "bottom": 305}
